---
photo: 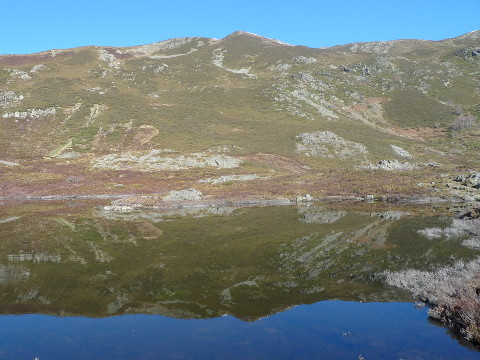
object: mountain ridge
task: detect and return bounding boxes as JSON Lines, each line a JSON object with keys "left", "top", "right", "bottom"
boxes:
{"left": 2, "top": 29, "right": 479, "bottom": 57}
{"left": 0, "top": 29, "right": 479, "bottom": 203}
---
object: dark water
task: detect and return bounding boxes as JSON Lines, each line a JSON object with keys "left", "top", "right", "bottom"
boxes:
{"left": 0, "top": 201, "right": 478, "bottom": 359}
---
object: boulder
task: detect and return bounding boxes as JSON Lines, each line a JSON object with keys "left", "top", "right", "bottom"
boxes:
{"left": 454, "top": 174, "right": 466, "bottom": 182}
{"left": 462, "top": 173, "right": 480, "bottom": 188}
{"left": 296, "top": 194, "right": 314, "bottom": 203}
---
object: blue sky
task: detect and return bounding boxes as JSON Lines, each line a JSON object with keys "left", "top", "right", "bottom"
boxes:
{"left": 2, "top": 0, "right": 479, "bottom": 54}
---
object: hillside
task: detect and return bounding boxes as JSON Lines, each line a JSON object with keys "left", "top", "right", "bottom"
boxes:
{"left": 0, "top": 31, "right": 479, "bottom": 203}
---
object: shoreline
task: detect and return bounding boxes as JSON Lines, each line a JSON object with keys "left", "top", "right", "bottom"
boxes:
{"left": 0, "top": 192, "right": 462, "bottom": 207}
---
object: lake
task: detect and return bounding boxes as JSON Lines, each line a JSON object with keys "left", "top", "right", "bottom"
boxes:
{"left": 0, "top": 201, "right": 478, "bottom": 359}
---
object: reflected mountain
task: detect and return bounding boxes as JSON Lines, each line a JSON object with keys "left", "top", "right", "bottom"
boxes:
{"left": 0, "top": 203, "right": 477, "bottom": 320}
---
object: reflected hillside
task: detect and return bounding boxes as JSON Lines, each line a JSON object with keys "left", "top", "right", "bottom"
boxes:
{"left": 0, "top": 202, "right": 477, "bottom": 320}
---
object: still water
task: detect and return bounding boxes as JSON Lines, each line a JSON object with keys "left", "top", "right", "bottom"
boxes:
{"left": 0, "top": 201, "right": 478, "bottom": 359}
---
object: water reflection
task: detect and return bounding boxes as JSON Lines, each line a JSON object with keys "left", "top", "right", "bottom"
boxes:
{"left": 0, "top": 202, "right": 477, "bottom": 321}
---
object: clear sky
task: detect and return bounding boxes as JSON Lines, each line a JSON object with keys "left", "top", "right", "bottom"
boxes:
{"left": 2, "top": 0, "right": 479, "bottom": 55}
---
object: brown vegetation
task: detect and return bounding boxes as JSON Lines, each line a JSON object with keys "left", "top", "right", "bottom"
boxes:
{"left": 384, "top": 218, "right": 480, "bottom": 345}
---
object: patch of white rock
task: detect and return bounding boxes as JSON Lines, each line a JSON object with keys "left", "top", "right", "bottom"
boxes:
{"left": 93, "top": 150, "right": 242, "bottom": 171}
{"left": 212, "top": 48, "right": 257, "bottom": 78}
{"left": 2, "top": 107, "right": 56, "bottom": 119}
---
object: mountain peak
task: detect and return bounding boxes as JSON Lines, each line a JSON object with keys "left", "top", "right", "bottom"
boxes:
{"left": 223, "top": 30, "right": 292, "bottom": 46}
{"left": 227, "top": 30, "right": 262, "bottom": 38}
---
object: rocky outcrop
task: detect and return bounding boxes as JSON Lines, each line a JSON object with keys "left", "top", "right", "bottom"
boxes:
{"left": 296, "top": 131, "right": 368, "bottom": 159}
{"left": 455, "top": 173, "right": 480, "bottom": 189}
{"left": 129, "top": 37, "right": 195, "bottom": 56}
{"left": 286, "top": 88, "right": 338, "bottom": 118}
{"left": 212, "top": 48, "right": 257, "bottom": 78}
{"left": 267, "top": 62, "right": 292, "bottom": 72}
{"left": 443, "top": 174, "right": 480, "bottom": 202}
{"left": 2, "top": 107, "right": 56, "bottom": 119}
{"left": 460, "top": 207, "right": 480, "bottom": 220}
{"left": 390, "top": 145, "right": 412, "bottom": 158}
{"left": 199, "top": 174, "right": 262, "bottom": 184}
{"left": 293, "top": 56, "right": 317, "bottom": 64}
{"left": 0, "top": 90, "right": 23, "bottom": 108}
{"left": 363, "top": 160, "right": 416, "bottom": 171}
{"left": 103, "top": 205, "right": 136, "bottom": 212}
{"left": 30, "top": 64, "right": 46, "bottom": 73}
{"left": 296, "top": 194, "right": 314, "bottom": 203}
{"left": 98, "top": 49, "right": 121, "bottom": 69}
{"left": 93, "top": 150, "right": 242, "bottom": 171}
{"left": 163, "top": 188, "right": 203, "bottom": 202}
{"left": 5, "top": 69, "right": 32, "bottom": 81}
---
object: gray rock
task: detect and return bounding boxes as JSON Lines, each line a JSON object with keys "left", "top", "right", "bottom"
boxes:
{"left": 30, "top": 64, "right": 46, "bottom": 73}
{"left": 2, "top": 107, "right": 56, "bottom": 119}
{"left": 0, "top": 160, "right": 20, "bottom": 166}
{"left": 103, "top": 205, "right": 135, "bottom": 212}
{"left": 292, "top": 56, "right": 317, "bottom": 64}
{"left": 199, "top": 174, "right": 262, "bottom": 184}
{"left": 364, "top": 160, "right": 416, "bottom": 171}
{"left": 296, "top": 131, "right": 368, "bottom": 159}
{"left": 163, "top": 188, "right": 203, "bottom": 202}
{"left": 296, "top": 194, "right": 314, "bottom": 203}
{"left": 462, "top": 195, "right": 476, "bottom": 202}
{"left": 454, "top": 174, "right": 466, "bottom": 182}
{"left": 0, "top": 90, "right": 23, "bottom": 108}
{"left": 390, "top": 145, "right": 412, "bottom": 159}
{"left": 462, "top": 173, "right": 480, "bottom": 188}
{"left": 93, "top": 150, "right": 242, "bottom": 172}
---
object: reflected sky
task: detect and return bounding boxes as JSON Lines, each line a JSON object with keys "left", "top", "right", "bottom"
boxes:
{"left": 1, "top": 301, "right": 478, "bottom": 360}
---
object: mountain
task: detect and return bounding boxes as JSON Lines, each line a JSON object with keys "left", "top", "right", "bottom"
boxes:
{"left": 0, "top": 31, "right": 479, "bottom": 202}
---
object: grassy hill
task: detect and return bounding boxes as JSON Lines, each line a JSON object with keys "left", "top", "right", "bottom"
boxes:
{"left": 0, "top": 30, "right": 479, "bottom": 201}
